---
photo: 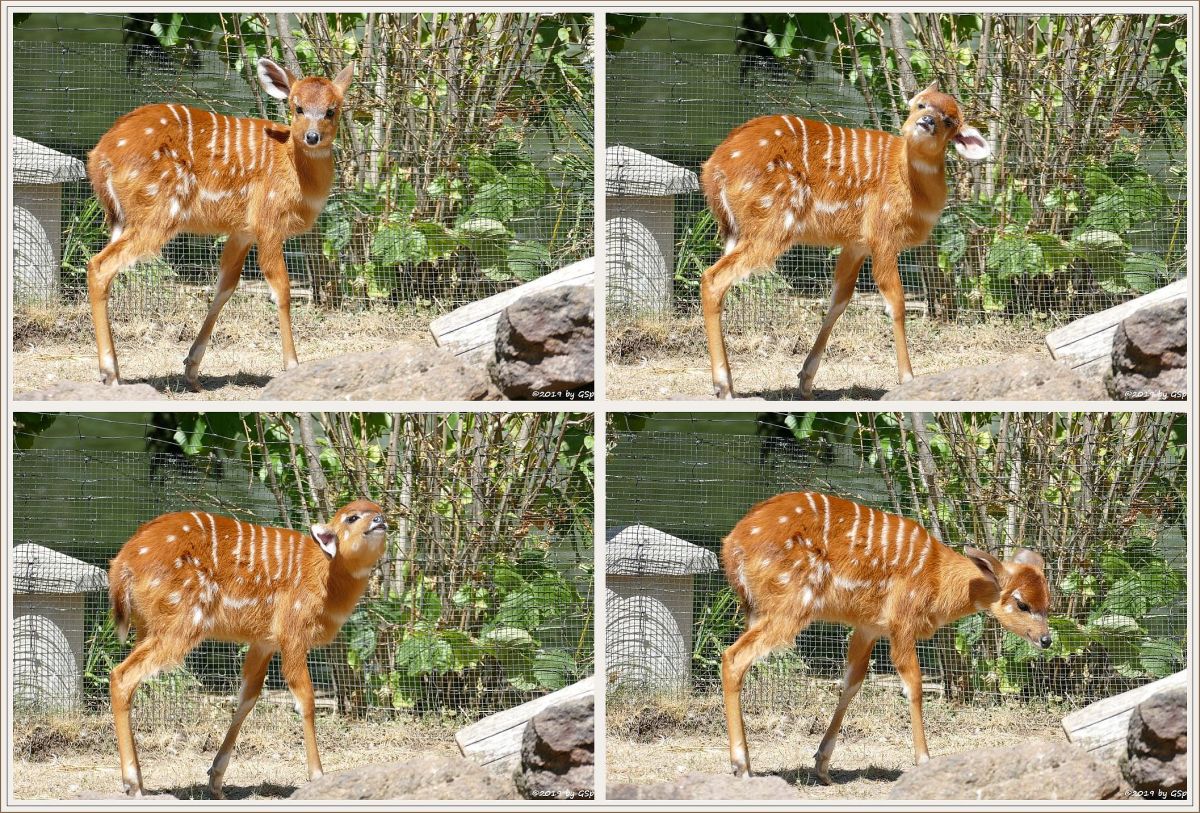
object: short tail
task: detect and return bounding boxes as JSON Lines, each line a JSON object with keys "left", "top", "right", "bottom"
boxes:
{"left": 109, "top": 560, "right": 132, "bottom": 644}
{"left": 700, "top": 162, "right": 735, "bottom": 244}
{"left": 86, "top": 151, "right": 120, "bottom": 231}
{"left": 720, "top": 536, "right": 752, "bottom": 615}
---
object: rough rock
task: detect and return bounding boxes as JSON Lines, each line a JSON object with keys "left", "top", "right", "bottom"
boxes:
{"left": 291, "top": 755, "right": 518, "bottom": 800}
{"left": 888, "top": 740, "right": 1123, "bottom": 800}
{"left": 16, "top": 380, "right": 164, "bottom": 400}
{"left": 515, "top": 695, "right": 594, "bottom": 800}
{"left": 882, "top": 356, "right": 1105, "bottom": 401}
{"left": 608, "top": 773, "right": 801, "bottom": 800}
{"left": 490, "top": 286, "right": 594, "bottom": 399}
{"left": 1109, "top": 299, "right": 1187, "bottom": 400}
{"left": 262, "top": 341, "right": 499, "bottom": 401}
{"left": 1124, "top": 687, "right": 1187, "bottom": 795}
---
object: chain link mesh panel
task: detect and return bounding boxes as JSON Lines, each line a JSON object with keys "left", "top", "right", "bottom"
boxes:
{"left": 605, "top": 413, "right": 1186, "bottom": 715}
{"left": 11, "top": 413, "right": 594, "bottom": 726}
{"left": 606, "top": 14, "right": 1187, "bottom": 332}
{"left": 12, "top": 13, "right": 593, "bottom": 315}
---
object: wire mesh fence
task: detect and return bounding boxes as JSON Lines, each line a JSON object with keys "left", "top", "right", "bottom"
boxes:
{"left": 12, "top": 12, "right": 593, "bottom": 315}
{"left": 10, "top": 412, "right": 594, "bottom": 726}
{"left": 606, "top": 14, "right": 1187, "bottom": 332}
{"left": 605, "top": 412, "right": 1186, "bottom": 715}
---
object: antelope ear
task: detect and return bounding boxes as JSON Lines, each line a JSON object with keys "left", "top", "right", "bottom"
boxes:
{"left": 964, "top": 546, "right": 1002, "bottom": 588}
{"left": 257, "top": 58, "right": 294, "bottom": 101}
{"left": 953, "top": 125, "right": 992, "bottom": 160}
{"left": 1012, "top": 548, "right": 1045, "bottom": 572}
{"left": 332, "top": 63, "right": 354, "bottom": 95}
{"left": 311, "top": 524, "right": 337, "bottom": 557}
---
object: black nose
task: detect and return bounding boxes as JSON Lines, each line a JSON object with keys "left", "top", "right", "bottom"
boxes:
{"left": 305, "top": 131, "right": 320, "bottom": 146}
{"left": 1039, "top": 634, "right": 1052, "bottom": 650}
{"left": 919, "top": 115, "right": 935, "bottom": 128}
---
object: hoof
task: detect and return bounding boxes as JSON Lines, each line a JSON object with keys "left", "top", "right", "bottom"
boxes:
{"left": 100, "top": 374, "right": 120, "bottom": 387}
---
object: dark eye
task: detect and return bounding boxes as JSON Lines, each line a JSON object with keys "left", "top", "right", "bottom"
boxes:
{"left": 1016, "top": 600, "right": 1030, "bottom": 613}
{"left": 916, "top": 102, "right": 926, "bottom": 109}
{"left": 347, "top": 514, "right": 360, "bottom": 524}
{"left": 325, "top": 107, "right": 336, "bottom": 119}
{"left": 944, "top": 117, "right": 953, "bottom": 127}
{"left": 295, "top": 104, "right": 304, "bottom": 116}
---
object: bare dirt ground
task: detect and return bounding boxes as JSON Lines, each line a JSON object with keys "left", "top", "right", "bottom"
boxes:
{"left": 12, "top": 296, "right": 434, "bottom": 401}
{"left": 11, "top": 701, "right": 461, "bottom": 800}
{"left": 607, "top": 301, "right": 1049, "bottom": 401}
{"left": 607, "top": 690, "right": 1065, "bottom": 800}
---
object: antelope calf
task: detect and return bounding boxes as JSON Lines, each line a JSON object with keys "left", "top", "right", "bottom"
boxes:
{"left": 107, "top": 500, "right": 387, "bottom": 797}
{"left": 86, "top": 58, "right": 353, "bottom": 390}
{"left": 700, "top": 82, "right": 991, "bottom": 398}
{"left": 719, "top": 491, "right": 1051, "bottom": 782}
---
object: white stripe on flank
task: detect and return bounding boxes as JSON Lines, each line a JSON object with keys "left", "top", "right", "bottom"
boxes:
{"left": 838, "top": 127, "right": 847, "bottom": 173}
{"left": 805, "top": 492, "right": 818, "bottom": 515}
{"left": 205, "top": 512, "right": 218, "bottom": 571}
{"left": 247, "top": 124, "right": 257, "bottom": 171}
{"left": 891, "top": 519, "right": 905, "bottom": 566}
{"left": 208, "top": 111, "right": 218, "bottom": 153}
{"left": 781, "top": 115, "right": 796, "bottom": 136}
{"left": 850, "top": 128, "right": 860, "bottom": 178}
{"left": 798, "top": 118, "right": 809, "bottom": 170}
{"left": 877, "top": 134, "right": 887, "bottom": 179}
{"left": 260, "top": 523, "right": 269, "bottom": 574}
{"left": 849, "top": 502, "right": 861, "bottom": 546}
{"left": 865, "top": 509, "right": 875, "bottom": 555}
{"left": 234, "top": 117, "right": 244, "bottom": 168}
{"left": 233, "top": 520, "right": 243, "bottom": 562}
{"left": 248, "top": 523, "right": 256, "bottom": 571}
{"left": 905, "top": 525, "right": 920, "bottom": 565}
{"left": 182, "top": 105, "right": 194, "bottom": 158}
{"left": 880, "top": 512, "right": 890, "bottom": 561}
{"left": 260, "top": 127, "right": 268, "bottom": 168}
{"left": 824, "top": 122, "right": 833, "bottom": 162}
{"left": 294, "top": 536, "right": 304, "bottom": 585}
{"left": 274, "top": 530, "right": 284, "bottom": 581}
{"left": 167, "top": 104, "right": 182, "bottom": 126}
{"left": 190, "top": 511, "right": 205, "bottom": 537}
{"left": 286, "top": 533, "right": 296, "bottom": 579}
{"left": 864, "top": 132, "right": 874, "bottom": 180}
{"left": 820, "top": 493, "right": 830, "bottom": 546}
{"left": 222, "top": 115, "right": 231, "bottom": 163}
{"left": 912, "top": 533, "right": 931, "bottom": 576}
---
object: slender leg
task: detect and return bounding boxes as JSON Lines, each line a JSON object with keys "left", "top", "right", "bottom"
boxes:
{"left": 889, "top": 635, "right": 930, "bottom": 764}
{"left": 700, "top": 236, "right": 786, "bottom": 399}
{"left": 86, "top": 231, "right": 162, "bottom": 385}
{"left": 797, "top": 244, "right": 869, "bottom": 398}
{"left": 281, "top": 644, "right": 323, "bottom": 782}
{"left": 722, "top": 613, "right": 808, "bottom": 777}
{"left": 813, "top": 628, "right": 878, "bottom": 783}
{"left": 257, "top": 237, "right": 299, "bottom": 372}
{"left": 184, "top": 232, "right": 254, "bottom": 391}
{"left": 110, "top": 633, "right": 193, "bottom": 796}
{"left": 207, "top": 641, "right": 275, "bottom": 799}
{"left": 869, "top": 251, "right": 915, "bottom": 384}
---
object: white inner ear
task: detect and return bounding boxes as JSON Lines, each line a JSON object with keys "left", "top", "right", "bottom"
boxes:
{"left": 312, "top": 524, "right": 337, "bottom": 557}
{"left": 953, "top": 126, "right": 992, "bottom": 160}
{"left": 257, "top": 59, "right": 292, "bottom": 101}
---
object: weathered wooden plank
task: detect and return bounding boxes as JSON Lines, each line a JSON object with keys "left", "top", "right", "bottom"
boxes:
{"left": 430, "top": 259, "right": 594, "bottom": 363}
{"left": 1061, "top": 670, "right": 1187, "bottom": 761}
{"left": 455, "top": 676, "right": 594, "bottom": 771}
{"left": 1046, "top": 279, "right": 1187, "bottom": 371}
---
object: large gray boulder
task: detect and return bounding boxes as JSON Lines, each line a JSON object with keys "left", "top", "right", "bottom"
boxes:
{"left": 609, "top": 773, "right": 802, "bottom": 800}
{"left": 883, "top": 356, "right": 1105, "bottom": 401}
{"left": 888, "top": 740, "right": 1124, "bottom": 800}
{"left": 1123, "top": 687, "right": 1187, "bottom": 795}
{"left": 262, "top": 341, "right": 499, "bottom": 401}
{"left": 291, "top": 755, "right": 518, "bottom": 800}
{"left": 515, "top": 695, "right": 594, "bottom": 800}
{"left": 17, "top": 380, "right": 164, "bottom": 400}
{"left": 1109, "top": 299, "right": 1187, "bottom": 400}
{"left": 490, "top": 286, "right": 594, "bottom": 399}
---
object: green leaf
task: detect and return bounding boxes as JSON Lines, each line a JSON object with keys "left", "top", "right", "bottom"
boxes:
{"left": 506, "top": 240, "right": 552, "bottom": 280}
{"left": 1083, "top": 192, "right": 1131, "bottom": 233}
{"left": 532, "top": 650, "right": 576, "bottom": 690}
{"left": 987, "top": 235, "right": 1043, "bottom": 280}
{"left": 371, "top": 220, "right": 427, "bottom": 265}
{"left": 1070, "top": 230, "right": 1127, "bottom": 275}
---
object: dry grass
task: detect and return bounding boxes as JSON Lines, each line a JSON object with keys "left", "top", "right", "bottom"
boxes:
{"left": 12, "top": 296, "right": 435, "bottom": 401}
{"left": 606, "top": 689, "right": 1065, "bottom": 800}
{"left": 606, "top": 300, "right": 1050, "bottom": 401}
{"left": 11, "top": 703, "right": 462, "bottom": 800}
